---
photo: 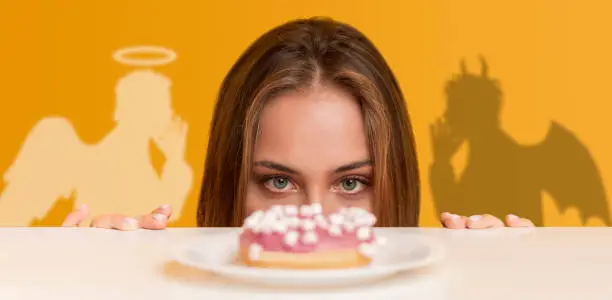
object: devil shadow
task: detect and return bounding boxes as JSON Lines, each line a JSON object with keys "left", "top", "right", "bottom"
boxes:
{"left": 429, "top": 57, "right": 610, "bottom": 226}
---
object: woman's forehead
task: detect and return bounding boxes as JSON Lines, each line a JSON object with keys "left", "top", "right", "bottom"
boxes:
{"left": 253, "top": 87, "right": 370, "bottom": 171}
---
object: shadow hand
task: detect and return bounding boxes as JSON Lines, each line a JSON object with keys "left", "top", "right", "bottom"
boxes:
{"left": 440, "top": 212, "right": 534, "bottom": 229}
{"left": 430, "top": 117, "right": 462, "bottom": 161}
{"left": 61, "top": 204, "right": 172, "bottom": 230}
{"left": 153, "top": 116, "right": 188, "bottom": 161}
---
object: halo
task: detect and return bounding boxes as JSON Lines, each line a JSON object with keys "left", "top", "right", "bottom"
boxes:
{"left": 113, "top": 46, "right": 177, "bottom": 67}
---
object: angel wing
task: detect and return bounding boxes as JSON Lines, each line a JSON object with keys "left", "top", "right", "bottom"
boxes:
{"left": 530, "top": 121, "right": 610, "bottom": 225}
{"left": 0, "top": 117, "right": 85, "bottom": 225}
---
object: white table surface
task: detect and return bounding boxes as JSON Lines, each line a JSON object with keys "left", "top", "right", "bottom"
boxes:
{"left": 0, "top": 227, "right": 610, "bottom": 300}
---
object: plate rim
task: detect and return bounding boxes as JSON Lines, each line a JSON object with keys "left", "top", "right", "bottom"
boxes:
{"left": 171, "top": 231, "right": 445, "bottom": 280}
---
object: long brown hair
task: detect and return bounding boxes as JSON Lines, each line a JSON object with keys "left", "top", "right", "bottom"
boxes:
{"left": 198, "top": 17, "right": 420, "bottom": 227}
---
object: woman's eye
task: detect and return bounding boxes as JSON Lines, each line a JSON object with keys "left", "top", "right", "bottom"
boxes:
{"left": 337, "top": 177, "right": 368, "bottom": 194}
{"left": 263, "top": 177, "right": 295, "bottom": 192}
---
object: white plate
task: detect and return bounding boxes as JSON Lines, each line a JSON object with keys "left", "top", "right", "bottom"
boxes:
{"left": 172, "top": 230, "right": 445, "bottom": 287}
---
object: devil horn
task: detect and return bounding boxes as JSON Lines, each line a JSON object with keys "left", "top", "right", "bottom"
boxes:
{"left": 479, "top": 55, "right": 488, "bottom": 78}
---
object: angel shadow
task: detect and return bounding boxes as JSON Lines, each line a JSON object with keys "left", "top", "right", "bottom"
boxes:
{"left": 0, "top": 46, "right": 194, "bottom": 227}
{"left": 429, "top": 57, "right": 610, "bottom": 226}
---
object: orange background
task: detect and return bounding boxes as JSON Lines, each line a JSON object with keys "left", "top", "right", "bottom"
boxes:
{"left": 0, "top": 0, "right": 609, "bottom": 226}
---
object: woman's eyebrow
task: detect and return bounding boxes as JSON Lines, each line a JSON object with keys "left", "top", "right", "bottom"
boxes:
{"left": 253, "top": 160, "right": 298, "bottom": 174}
{"left": 253, "top": 159, "right": 371, "bottom": 174}
{"left": 333, "top": 160, "right": 371, "bottom": 173}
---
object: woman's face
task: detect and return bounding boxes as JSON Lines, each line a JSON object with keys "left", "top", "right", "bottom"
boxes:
{"left": 246, "top": 85, "right": 372, "bottom": 215}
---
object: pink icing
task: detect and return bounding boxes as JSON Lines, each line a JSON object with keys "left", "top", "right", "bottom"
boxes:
{"left": 240, "top": 226, "right": 375, "bottom": 253}
{"left": 239, "top": 206, "right": 378, "bottom": 253}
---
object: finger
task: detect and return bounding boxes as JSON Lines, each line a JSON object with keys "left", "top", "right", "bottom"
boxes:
{"left": 91, "top": 214, "right": 140, "bottom": 231}
{"left": 505, "top": 214, "right": 535, "bottom": 228}
{"left": 173, "top": 117, "right": 181, "bottom": 131}
{"left": 182, "top": 120, "right": 189, "bottom": 133}
{"left": 434, "top": 121, "right": 440, "bottom": 137}
{"left": 137, "top": 213, "right": 168, "bottom": 230}
{"left": 441, "top": 119, "right": 452, "bottom": 135}
{"left": 466, "top": 214, "right": 504, "bottom": 229}
{"left": 135, "top": 204, "right": 172, "bottom": 230}
{"left": 173, "top": 116, "right": 182, "bottom": 128}
{"left": 441, "top": 212, "right": 468, "bottom": 229}
{"left": 151, "top": 204, "right": 172, "bottom": 219}
{"left": 61, "top": 204, "right": 90, "bottom": 227}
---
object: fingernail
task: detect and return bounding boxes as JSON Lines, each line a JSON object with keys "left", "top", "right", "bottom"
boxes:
{"left": 78, "top": 204, "right": 88, "bottom": 211}
{"left": 507, "top": 214, "right": 518, "bottom": 221}
{"left": 469, "top": 215, "right": 482, "bottom": 222}
{"left": 159, "top": 204, "right": 171, "bottom": 210}
{"left": 451, "top": 214, "right": 460, "bottom": 221}
{"left": 442, "top": 212, "right": 451, "bottom": 218}
{"left": 153, "top": 213, "right": 167, "bottom": 223}
{"left": 123, "top": 218, "right": 139, "bottom": 230}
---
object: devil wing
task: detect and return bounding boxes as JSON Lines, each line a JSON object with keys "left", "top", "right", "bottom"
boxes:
{"left": 530, "top": 121, "right": 610, "bottom": 225}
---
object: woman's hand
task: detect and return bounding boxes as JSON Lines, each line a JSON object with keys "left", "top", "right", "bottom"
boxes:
{"left": 61, "top": 204, "right": 171, "bottom": 230}
{"left": 441, "top": 212, "right": 534, "bottom": 229}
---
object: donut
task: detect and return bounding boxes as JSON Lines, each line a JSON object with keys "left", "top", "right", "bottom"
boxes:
{"left": 238, "top": 204, "right": 386, "bottom": 269}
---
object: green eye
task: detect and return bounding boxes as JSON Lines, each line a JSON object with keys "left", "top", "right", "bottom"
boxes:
{"left": 261, "top": 176, "right": 296, "bottom": 193}
{"left": 341, "top": 179, "right": 359, "bottom": 191}
{"left": 272, "top": 177, "right": 289, "bottom": 189}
